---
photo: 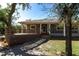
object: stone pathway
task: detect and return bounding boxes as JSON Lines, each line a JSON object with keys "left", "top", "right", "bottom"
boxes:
{"left": 0, "top": 37, "right": 48, "bottom": 56}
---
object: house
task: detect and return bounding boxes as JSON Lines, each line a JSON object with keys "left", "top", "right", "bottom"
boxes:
{"left": 1, "top": 19, "right": 78, "bottom": 46}
{"left": 19, "top": 19, "right": 79, "bottom": 35}
{"left": 2, "top": 19, "right": 60, "bottom": 46}
{"left": 19, "top": 19, "right": 64, "bottom": 35}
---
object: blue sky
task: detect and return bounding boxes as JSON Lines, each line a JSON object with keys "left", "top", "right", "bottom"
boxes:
{"left": 0, "top": 3, "right": 55, "bottom": 24}
{"left": 15, "top": 3, "right": 55, "bottom": 23}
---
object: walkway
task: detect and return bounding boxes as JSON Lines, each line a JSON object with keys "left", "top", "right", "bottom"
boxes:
{"left": 0, "top": 36, "right": 49, "bottom": 56}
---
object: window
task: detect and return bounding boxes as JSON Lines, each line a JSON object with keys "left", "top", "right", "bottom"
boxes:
{"left": 30, "top": 25, "right": 35, "bottom": 30}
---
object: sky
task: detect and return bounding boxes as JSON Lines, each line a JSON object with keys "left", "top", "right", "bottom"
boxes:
{"left": 15, "top": 4, "right": 48, "bottom": 22}
{"left": 0, "top": 3, "right": 55, "bottom": 24}
{"left": 15, "top": 3, "right": 54, "bottom": 23}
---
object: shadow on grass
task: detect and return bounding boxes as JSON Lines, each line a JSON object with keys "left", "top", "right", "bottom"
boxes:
{"left": 72, "top": 54, "right": 77, "bottom": 56}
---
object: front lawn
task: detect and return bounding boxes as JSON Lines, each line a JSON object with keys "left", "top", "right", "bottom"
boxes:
{"left": 36, "top": 39, "right": 79, "bottom": 56}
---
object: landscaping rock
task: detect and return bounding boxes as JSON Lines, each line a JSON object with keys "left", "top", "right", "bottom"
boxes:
{"left": 55, "top": 51, "right": 65, "bottom": 56}
{"left": 26, "top": 49, "right": 46, "bottom": 56}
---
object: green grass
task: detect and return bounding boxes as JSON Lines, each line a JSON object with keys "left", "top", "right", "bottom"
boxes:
{"left": 72, "top": 41, "right": 79, "bottom": 56}
{"left": 37, "top": 40, "right": 79, "bottom": 56}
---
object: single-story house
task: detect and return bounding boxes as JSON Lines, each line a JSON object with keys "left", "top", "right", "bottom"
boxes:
{"left": 19, "top": 19, "right": 79, "bottom": 35}
{"left": 19, "top": 19, "right": 65, "bottom": 35}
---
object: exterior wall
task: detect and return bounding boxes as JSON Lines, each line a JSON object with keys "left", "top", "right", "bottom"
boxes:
{"left": 36, "top": 24, "right": 40, "bottom": 34}
{"left": 51, "top": 24, "right": 56, "bottom": 33}
{"left": 25, "top": 24, "right": 36, "bottom": 33}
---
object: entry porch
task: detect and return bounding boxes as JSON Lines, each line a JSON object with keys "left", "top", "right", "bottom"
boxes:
{"left": 20, "top": 24, "right": 55, "bottom": 35}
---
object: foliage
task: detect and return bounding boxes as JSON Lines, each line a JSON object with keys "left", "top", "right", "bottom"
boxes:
{"left": 0, "top": 22, "right": 5, "bottom": 34}
{"left": 39, "top": 3, "right": 79, "bottom": 56}
{"left": 0, "top": 3, "right": 30, "bottom": 34}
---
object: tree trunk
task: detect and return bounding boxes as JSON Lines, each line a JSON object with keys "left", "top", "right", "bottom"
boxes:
{"left": 5, "top": 3, "right": 17, "bottom": 35}
{"left": 65, "top": 15, "right": 72, "bottom": 56}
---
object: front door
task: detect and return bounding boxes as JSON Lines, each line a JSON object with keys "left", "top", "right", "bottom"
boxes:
{"left": 41, "top": 24, "right": 47, "bottom": 34}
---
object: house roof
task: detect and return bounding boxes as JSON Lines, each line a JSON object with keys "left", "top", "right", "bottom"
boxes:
{"left": 19, "top": 19, "right": 59, "bottom": 24}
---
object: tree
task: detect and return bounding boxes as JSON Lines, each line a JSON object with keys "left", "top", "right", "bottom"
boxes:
{"left": 39, "top": 3, "right": 79, "bottom": 56}
{"left": 0, "top": 3, "right": 17, "bottom": 34}
{"left": 55, "top": 4, "right": 79, "bottom": 56}
{"left": 0, "top": 22, "right": 5, "bottom": 34}
{"left": 0, "top": 3, "right": 30, "bottom": 34}
{"left": 0, "top": 6, "right": 9, "bottom": 34}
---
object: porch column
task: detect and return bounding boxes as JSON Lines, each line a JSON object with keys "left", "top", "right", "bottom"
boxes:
{"left": 25, "top": 24, "right": 27, "bottom": 30}
{"left": 21, "top": 24, "right": 24, "bottom": 33}
{"left": 40, "top": 24, "right": 42, "bottom": 34}
{"left": 25, "top": 24, "right": 27, "bottom": 33}
{"left": 35, "top": 25, "right": 36, "bottom": 33}
{"left": 63, "top": 23, "right": 66, "bottom": 36}
{"left": 48, "top": 24, "right": 51, "bottom": 34}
